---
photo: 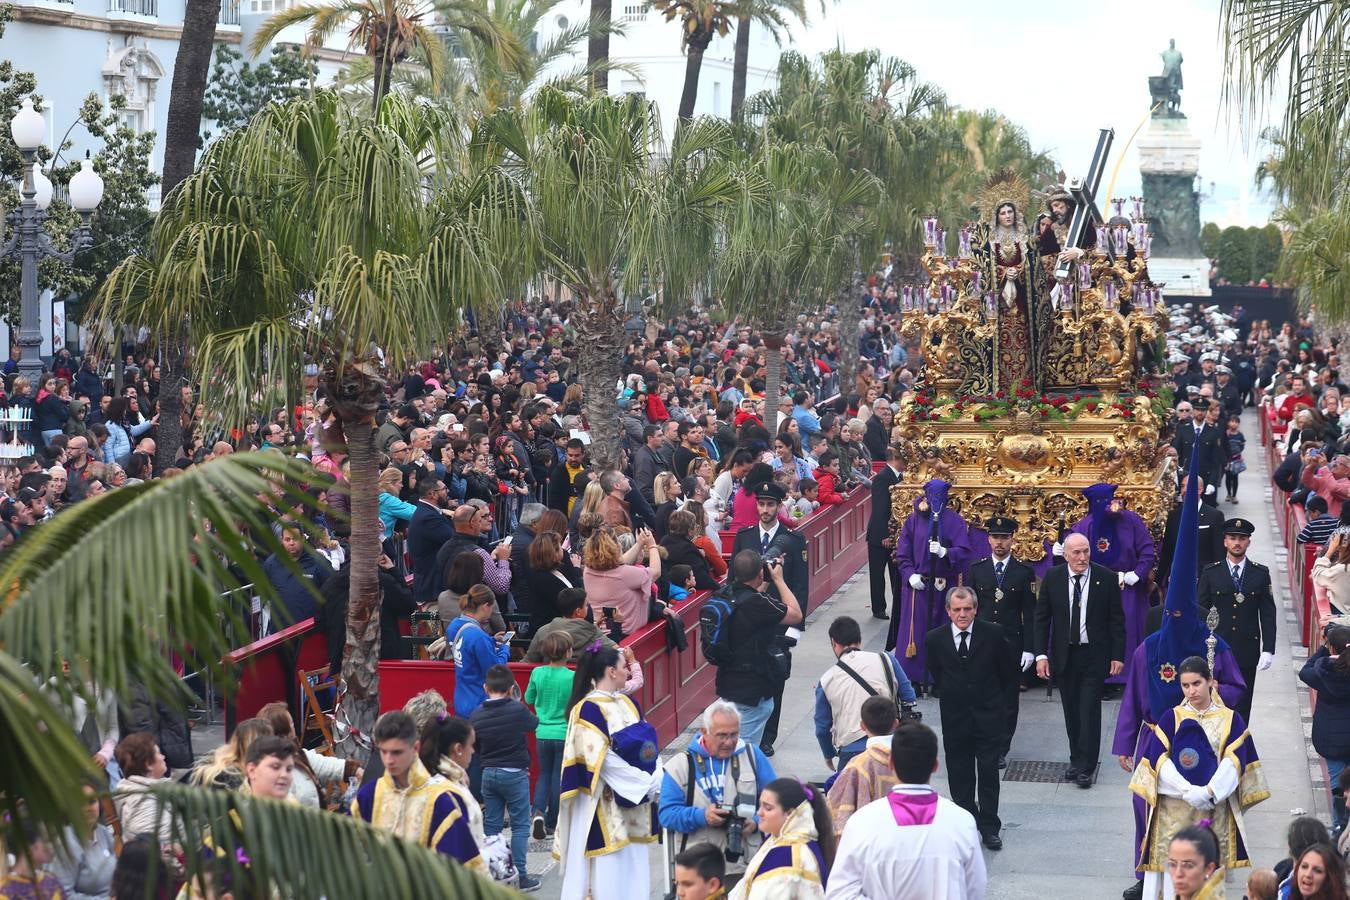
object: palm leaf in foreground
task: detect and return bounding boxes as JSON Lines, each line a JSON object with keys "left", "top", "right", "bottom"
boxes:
{"left": 147, "top": 782, "right": 518, "bottom": 899}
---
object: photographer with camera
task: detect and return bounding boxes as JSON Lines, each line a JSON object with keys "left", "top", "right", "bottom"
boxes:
{"left": 659, "top": 700, "right": 777, "bottom": 887}
{"left": 713, "top": 543, "right": 804, "bottom": 749}
{"left": 730, "top": 483, "right": 808, "bottom": 755}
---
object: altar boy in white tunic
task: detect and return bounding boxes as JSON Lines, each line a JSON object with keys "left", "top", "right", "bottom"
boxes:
{"left": 556, "top": 642, "right": 663, "bottom": 900}
{"left": 826, "top": 722, "right": 986, "bottom": 900}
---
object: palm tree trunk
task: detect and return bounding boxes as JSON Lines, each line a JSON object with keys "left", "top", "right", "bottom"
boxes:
{"left": 730, "top": 14, "right": 750, "bottom": 123}
{"left": 371, "top": 54, "right": 393, "bottom": 117}
{"left": 762, "top": 329, "right": 784, "bottom": 436}
{"left": 161, "top": 0, "right": 222, "bottom": 196}
{"left": 678, "top": 41, "right": 708, "bottom": 121}
{"left": 836, "top": 278, "right": 861, "bottom": 399}
{"left": 339, "top": 411, "right": 383, "bottom": 759}
{"left": 154, "top": 359, "right": 184, "bottom": 473}
{"left": 574, "top": 287, "right": 626, "bottom": 470}
{"left": 587, "top": 0, "right": 613, "bottom": 94}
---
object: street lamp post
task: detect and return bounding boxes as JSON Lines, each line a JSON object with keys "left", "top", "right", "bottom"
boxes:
{"left": 2, "top": 98, "right": 104, "bottom": 382}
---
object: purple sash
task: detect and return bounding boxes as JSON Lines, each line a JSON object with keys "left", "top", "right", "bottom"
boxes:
{"left": 888, "top": 789, "right": 938, "bottom": 826}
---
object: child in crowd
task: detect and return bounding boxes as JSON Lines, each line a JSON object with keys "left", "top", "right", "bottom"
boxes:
{"left": 1300, "top": 496, "right": 1341, "bottom": 546}
{"left": 813, "top": 451, "right": 845, "bottom": 506}
{"left": 469, "top": 665, "right": 541, "bottom": 893}
{"left": 1224, "top": 414, "right": 1246, "bottom": 503}
{"left": 667, "top": 564, "right": 695, "bottom": 603}
{"left": 524, "top": 632, "right": 572, "bottom": 842}
{"left": 0, "top": 818, "right": 63, "bottom": 899}
{"left": 791, "top": 479, "right": 820, "bottom": 519}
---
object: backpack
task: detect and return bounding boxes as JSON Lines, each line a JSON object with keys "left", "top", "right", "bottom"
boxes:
{"left": 698, "top": 585, "right": 743, "bottom": 667}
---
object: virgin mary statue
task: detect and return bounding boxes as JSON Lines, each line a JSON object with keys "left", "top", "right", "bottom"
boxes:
{"left": 974, "top": 172, "right": 1048, "bottom": 392}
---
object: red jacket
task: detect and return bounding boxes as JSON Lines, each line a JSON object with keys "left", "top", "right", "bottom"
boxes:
{"left": 813, "top": 467, "right": 844, "bottom": 506}
{"left": 1278, "top": 391, "right": 1315, "bottom": 422}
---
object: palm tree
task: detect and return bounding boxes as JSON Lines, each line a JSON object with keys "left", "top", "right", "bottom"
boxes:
{"left": 1220, "top": 0, "right": 1350, "bottom": 204}
{"left": 249, "top": 0, "right": 513, "bottom": 114}
{"left": 650, "top": 0, "right": 801, "bottom": 122}
{"left": 748, "top": 49, "right": 949, "bottom": 391}
{"left": 0, "top": 453, "right": 515, "bottom": 898}
{"left": 473, "top": 87, "right": 742, "bottom": 467}
{"left": 715, "top": 140, "right": 877, "bottom": 433}
{"left": 87, "top": 92, "right": 522, "bottom": 750}
{"left": 362, "top": 0, "right": 635, "bottom": 121}
{"left": 163, "top": 0, "right": 225, "bottom": 196}
{"left": 727, "top": 0, "right": 812, "bottom": 124}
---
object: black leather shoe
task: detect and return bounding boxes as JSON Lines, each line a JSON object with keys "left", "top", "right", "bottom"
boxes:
{"left": 997, "top": 755, "right": 1007, "bottom": 769}
{"left": 1076, "top": 769, "right": 1095, "bottom": 789}
{"left": 981, "top": 832, "right": 1003, "bottom": 850}
{"left": 760, "top": 744, "right": 774, "bottom": 757}
{"left": 1122, "top": 879, "right": 1144, "bottom": 900}
{"left": 872, "top": 611, "right": 890, "bottom": 620}
{"left": 1063, "top": 766, "right": 1080, "bottom": 781}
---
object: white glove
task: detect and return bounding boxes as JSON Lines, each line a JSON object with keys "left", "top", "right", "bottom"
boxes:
{"left": 1052, "top": 541, "right": 1064, "bottom": 557}
{"left": 1204, "top": 484, "right": 1216, "bottom": 495}
{"left": 1020, "top": 652, "right": 1034, "bottom": 672}
{"left": 1182, "top": 786, "right": 1214, "bottom": 810}
{"left": 1258, "top": 651, "right": 1274, "bottom": 671}
{"left": 909, "top": 573, "right": 925, "bottom": 590}
{"left": 928, "top": 540, "right": 947, "bottom": 558}
{"left": 1121, "top": 571, "right": 1140, "bottom": 587}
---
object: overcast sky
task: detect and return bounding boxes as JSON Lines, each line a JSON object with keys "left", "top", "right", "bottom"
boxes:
{"left": 788, "top": 0, "right": 1277, "bottom": 227}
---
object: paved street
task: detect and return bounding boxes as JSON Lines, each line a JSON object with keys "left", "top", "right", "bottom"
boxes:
{"left": 524, "top": 410, "right": 1319, "bottom": 898}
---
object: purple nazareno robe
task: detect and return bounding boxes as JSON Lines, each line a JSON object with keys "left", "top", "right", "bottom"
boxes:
{"left": 1111, "top": 642, "right": 1246, "bottom": 758}
{"left": 890, "top": 481, "right": 974, "bottom": 683}
{"left": 1072, "top": 500, "right": 1156, "bottom": 684}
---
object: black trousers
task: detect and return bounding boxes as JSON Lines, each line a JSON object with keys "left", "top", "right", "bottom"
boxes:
{"left": 945, "top": 727, "right": 1002, "bottom": 835}
{"left": 1236, "top": 660, "right": 1257, "bottom": 723}
{"left": 867, "top": 542, "right": 900, "bottom": 618}
{"left": 761, "top": 679, "right": 785, "bottom": 749}
{"left": 1059, "top": 643, "right": 1107, "bottom": 772}
{"left": 1002, "top": 646, "right": 1022, "bottom": 755}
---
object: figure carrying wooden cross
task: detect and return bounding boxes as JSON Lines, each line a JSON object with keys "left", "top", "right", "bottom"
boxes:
{"left": 1036, "top": 128, "right": 1115, "bottom": 290}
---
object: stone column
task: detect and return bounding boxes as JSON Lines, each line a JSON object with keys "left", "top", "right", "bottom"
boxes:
{"left": 1137, "top": 115, "right": 1211, "bottom": 297}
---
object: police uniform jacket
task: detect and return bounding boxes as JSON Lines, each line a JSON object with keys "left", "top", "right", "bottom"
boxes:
{"left": 1197, "top": 558, "right": 1277, "bottom": 669}
{"left": 967, "top": 555, "right": 1036, "bottom": 655}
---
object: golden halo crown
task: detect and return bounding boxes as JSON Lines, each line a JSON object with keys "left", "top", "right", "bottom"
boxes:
{"left": 977, "top": 169, "right": 1032, "bottom": 225}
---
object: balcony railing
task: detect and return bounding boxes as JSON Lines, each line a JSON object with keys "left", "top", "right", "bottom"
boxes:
{"left": 218, "top": 0, "right": 239, "bottom": 24}
{"left": 107, "top": 0, "right": 157, "bottom": 15}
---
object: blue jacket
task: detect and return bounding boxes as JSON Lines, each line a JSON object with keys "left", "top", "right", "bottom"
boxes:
{"left": 792, "top": 405, "right": 822, "bottom": 438}
{"left": 378, "top": 491, "right": 417, "bottom": 537}
{"left": 1300, "top": 646, "right": 1350, "bottom": 760}
{"left": 102, "top": 422, "right": 131, "bottom": 466}
{"left": 658, "top": 738, "right": 775, "bottom": 834}
{"left": 444, "top": 615, "right": 509, "bottom": 717}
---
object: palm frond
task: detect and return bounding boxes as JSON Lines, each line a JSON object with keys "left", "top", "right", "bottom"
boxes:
{"left": 0, "top": 453, "right": 326, "bottom": 706}
{"left": 146, "top": 782, "right": 518, "bottom": 899}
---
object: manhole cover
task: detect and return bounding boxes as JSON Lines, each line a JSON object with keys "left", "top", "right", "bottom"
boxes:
{"left": 1003, "top": 760, "right": 1069, "bottom": 783}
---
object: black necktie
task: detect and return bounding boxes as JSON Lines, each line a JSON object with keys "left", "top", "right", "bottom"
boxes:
{"left": 1071, "top": 574, "right": 1084, "bottom": 644}
{"left": 958, "top": 631, "right": 969, "bottom": 659}
{"left": 995, "top": 561, "right": 1005, "bottom": 578}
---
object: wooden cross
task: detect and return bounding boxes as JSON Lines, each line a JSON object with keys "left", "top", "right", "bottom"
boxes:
{"left": 1053, "top": 127, "right": 1115, "bottom": 282}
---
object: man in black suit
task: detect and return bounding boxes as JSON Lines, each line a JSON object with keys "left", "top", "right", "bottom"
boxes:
{"left": 407, "top": 477, "right": 457, "bottom": 605}
{"left": 967, "top": 516, "right": 1036, "bottom": 766}
{"left": 866, "top": 446, "right": 904, "bottom": 620}
{"left": 1034, "top": 532, "right": 1125, "bottom": 788}
{"left": 1198, "top": 518, "right": 1277, "bottom": 722}
{"left": 926, "top": 586, "right": 1017, "bottom": 850}
{"left": 732, "top": 483, "right": 809, "bottom": 754}
{"left": 1157, "top": 475, "right": 1225, "bottom": 592}
{"left": 1171, "top": 400, "right": 1226, "bottom": 506}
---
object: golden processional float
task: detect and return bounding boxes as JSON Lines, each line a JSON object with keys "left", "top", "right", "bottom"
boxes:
{"left": 890, "top": 142, "right": 1175, "bottom": 558}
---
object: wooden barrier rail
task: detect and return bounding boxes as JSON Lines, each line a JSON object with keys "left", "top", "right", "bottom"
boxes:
{"left": 222, "top": 482, "right": 875, "bottom": 738}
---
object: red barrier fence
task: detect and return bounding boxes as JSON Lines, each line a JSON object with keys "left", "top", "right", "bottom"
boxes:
{"left": 222, "top": 482, "right": 875, "bottom": 738}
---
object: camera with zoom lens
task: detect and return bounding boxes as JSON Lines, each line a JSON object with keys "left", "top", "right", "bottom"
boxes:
{"left": 761, "top": 548, "right": 784, "bottom": 582}
{"left": 721, "top": 800, "right": 759, "bottom": 863}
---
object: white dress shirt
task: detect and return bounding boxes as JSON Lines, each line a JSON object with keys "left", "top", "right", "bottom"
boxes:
{"left": 950, "top": 621, "right": 972, "bottom": 651}
{"left": 1068, "top": 567, "right": 1091, "bottom": 644}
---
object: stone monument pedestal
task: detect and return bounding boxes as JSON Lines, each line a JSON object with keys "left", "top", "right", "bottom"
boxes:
{"left": 1138, "top": 115, "right": 1211, "bottom": 298}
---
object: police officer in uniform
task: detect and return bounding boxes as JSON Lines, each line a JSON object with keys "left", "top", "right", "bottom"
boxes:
{"left": 1197, "top": 517, "right": 1277, "bottom": 722}
{"left": 967, "top": 516, "right": 1036, "bottom": 767}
